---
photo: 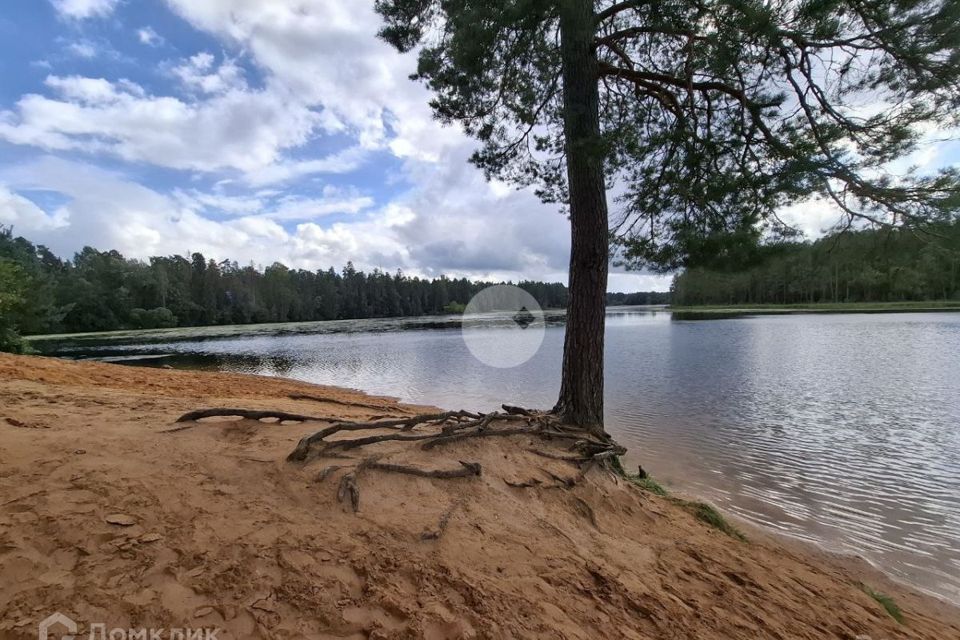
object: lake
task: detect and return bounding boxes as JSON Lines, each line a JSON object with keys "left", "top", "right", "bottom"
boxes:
{"left": 33, "top": 308, "right": 960, "bottom": 605}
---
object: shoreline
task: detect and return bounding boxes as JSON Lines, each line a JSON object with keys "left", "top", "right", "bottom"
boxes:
{"left": 625, "top": 448, "right": 960, "bottom": 610}
{"left": 2, "top": 353, "right": 958, "bottom": 638}
{"left": 670, "top": 301, "right": 960, "bottom": 319}
{"left": 20, "top": 301, "right": 960, "bottom": 346}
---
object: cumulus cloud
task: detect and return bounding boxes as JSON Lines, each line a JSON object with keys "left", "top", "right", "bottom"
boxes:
{"left": 0, "top": 73, "right": 324, "bottom": 174}
{"left": 0, "top": 156, "right": 590, "bottom": 287}
{"left": 0, "top": 186, "right": 70, "bottom": 232}
{"left": 50, "top": 0, "right": 120, "bottom": 20}
{"left": 2, "top": 0, "right": 676, "bottom": 292}
{"left": 161, "top": 0, "right": 461, "bottom": 159}
{"left": 171, "top": 52, "right": 245, "bottom": 95}
{"left": 0, "top": 157, "right": 402, "bottom": 270}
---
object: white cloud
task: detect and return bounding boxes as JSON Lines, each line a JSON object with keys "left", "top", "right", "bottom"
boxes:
{"left": 66, "top": 41, "right": 97, "bottom": 58}
{"left": 0, "top": 157, "right": 411, "bottom": 271}
{"left": 137, "top": 27, "right": 163, "bottom": 47}
{"left": 0, "top": 186, "right": 70, "bottom": 232}
{"left": 161, "top": 0, "right": 461, "bottom": 159}
{"left": 173, "top": 185, "right": 375, "bottom": 221}
{"left": 266, "top": 193, "right": 374, "bottom": 222}
{"left": 45, "top": 75, "right": 124, "bottom": 103}
{"left": 172, "top": 189, "right": 266, "bottom": 215}
{"left": 50, "top": 0, "right": 120, "bottom": 20}
{"left": 244, "top": 146, "right": 369, "bottom": 186}
{"left": 2, "top": 0, "right": 677, "bottom": 292}
{"left": 0, "top": 74, "right": 324, "bottom": 174}
{"left": 171, "top": 52, "right": 245, "bottom": 95}
{"left": 777, "top": 199, "right": 846, "bottom": 237}
{"left": 0, "top": 156, "right": 672, "bottom": 290}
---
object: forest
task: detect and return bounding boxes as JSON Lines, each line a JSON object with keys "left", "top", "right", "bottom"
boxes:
{"left": 5, "top": 217, "right": 958, "bottom": 353}
{"left": 0, "top": 227, "right": 668, "bottom": 351}
{"left": 672, "top": 220, "right": 960, "bottom": 306}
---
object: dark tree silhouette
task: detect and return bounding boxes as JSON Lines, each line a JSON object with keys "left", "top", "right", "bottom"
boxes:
{"left": 375, "top": 0, "right": 960, "bottom": 434}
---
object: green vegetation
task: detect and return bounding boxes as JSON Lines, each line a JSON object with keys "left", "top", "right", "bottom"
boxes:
{"left": 681, "top": 501, "right": 747, "bottom": 542}
{"left": 621, "top": 465, "right": 743, "bottom": 540}
{"left": 672, "top": 300, "right": 960, "bottom": 320}
{"left": 0, "top": 259, "right": 30, "bottom": 353}
{"left": 0, "top": 226, "right": 665, "bottom": 351}
{"left": 442, "top": 301, "right": 467, "bottom": 314}
{"left": 376, "top": 0, "right": 960, "bottom": 431}
{"left": 862, "top": 585, "right": 905, "bottom": 624}
{"left": 606, "top": 292, "right": 670, "bottom": 306}
{"left": 627, "top": 474, "right": 668, "bottom": 497}
{"left": 673, "top": 223, "right": 960, "bottom": 307}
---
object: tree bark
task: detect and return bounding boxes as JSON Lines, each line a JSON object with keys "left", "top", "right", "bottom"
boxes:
{"left": 553, "top": 0, "right": 610, "bottom": 436}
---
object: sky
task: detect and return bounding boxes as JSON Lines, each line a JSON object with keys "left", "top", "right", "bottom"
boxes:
{"left": 0, "top": 1, "right": 956, "bottom": 293}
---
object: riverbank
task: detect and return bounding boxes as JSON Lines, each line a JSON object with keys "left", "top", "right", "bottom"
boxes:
{"left": 1, "top": 353, "right": 958, "bottom": 639}
{"left": 671, "top": 300, "right": 960, "bottom": 319}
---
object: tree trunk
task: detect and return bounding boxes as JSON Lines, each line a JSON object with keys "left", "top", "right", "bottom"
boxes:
{"left": 553, "top": 0, "right": 609, "bottom": 436}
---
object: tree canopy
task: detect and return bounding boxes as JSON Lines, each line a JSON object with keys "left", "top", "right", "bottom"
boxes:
{"left": 378, "top": 0, "right": 960, "bottom": 270}
{"left": 375, "top": 0, "right": 960, "bottom": 430}
{"left": 673, "top": 217, "right": 960, "bottom": 304}
{"left": 0, "top": 258, "right": 29, "bottom": 352}
{"left": 0, "top": 227, "right": 668, "bottom": 349}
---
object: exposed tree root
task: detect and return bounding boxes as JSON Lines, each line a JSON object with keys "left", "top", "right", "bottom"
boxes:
{"left": 176, "top": 402, "right": 626, "bottom": 514}
{"left": 542, "top": 468, "right": 577, "bottom": 488}
{"left": 324, "top": 458, "right": 481, "bottom": 512}
{"left": 315, "top": 465, "right": 348, "bottom": 482}
{"left": 527, "top": 448, "right": 590, "bottom": 463}
{"left": 421, "top": 500, "right": 463, "bottom": 540}
{"left": 283, "top": 404, "right": 625, "bottom": 465}
{"left": 365, "top": 460, "right": 482, "bottom": 479}
{"left": 288, "top": 393, "right": 412, "bottom": 413}
{"left": 287, "top": 410, "right": 489, "bottom": 461}
{"left": 337, "top": 472, "right": 360, "bottom": 512}
{"left": 504, "top": 478, "right": 543, "bottom": 488}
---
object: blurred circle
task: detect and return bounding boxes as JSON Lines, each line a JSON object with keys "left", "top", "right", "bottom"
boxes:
{"left": 461, "top": 284, "right": 545, "bottom": 368}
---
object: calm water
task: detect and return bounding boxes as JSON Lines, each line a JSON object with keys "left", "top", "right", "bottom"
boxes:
{"left": 37, "top": 309, "right": 960, "bottom": 604}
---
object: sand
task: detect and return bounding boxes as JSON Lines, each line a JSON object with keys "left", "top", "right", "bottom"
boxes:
{"left": 1, "top": 353, "right": 958, "bottom": 639}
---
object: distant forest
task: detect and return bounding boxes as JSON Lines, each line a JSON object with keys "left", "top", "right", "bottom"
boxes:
{"left": 672, "top": 220, "right": 960, "bottom": 306}
{"left": 8, "top": 217, "right": 956, "bottom": 350}
{"left": 0, "top": 228, "right": 669, "bottom": 344}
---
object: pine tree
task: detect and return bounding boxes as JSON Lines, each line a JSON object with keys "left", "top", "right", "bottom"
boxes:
{"left": 375, "top": 0, "right": 960, "bottom": 434}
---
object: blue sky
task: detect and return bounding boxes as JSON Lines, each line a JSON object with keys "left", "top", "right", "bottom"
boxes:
{"left": 0, "top": 0, "right": 611, "bottom": 288}
{"left": 0, "top": 1, "right": 956, "bottom": 293}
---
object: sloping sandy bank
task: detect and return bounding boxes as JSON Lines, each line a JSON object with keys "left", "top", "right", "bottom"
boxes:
{"left": 1, "top": 353, "right": 957, "bottom": 639}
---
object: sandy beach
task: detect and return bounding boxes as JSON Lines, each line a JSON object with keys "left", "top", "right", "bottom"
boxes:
{"left": 1, "top": 352, "right": 958, "bottom": 639}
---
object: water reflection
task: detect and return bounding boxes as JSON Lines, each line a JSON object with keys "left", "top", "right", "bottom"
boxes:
{"left": 38, "top": 308, "right": 960, "bottom": 604}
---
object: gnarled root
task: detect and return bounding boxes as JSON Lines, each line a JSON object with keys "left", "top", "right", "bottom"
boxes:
{"left": 324, "top": 458, "right": 482, "bottom": 513}
{"left": 421, "top": 500, "right": 463, "bottom": 540}
{"left": 288, "top": 393, "right": 407, "bottom": 412}
{"left": 365, "top": 460, "right": 481, "bottom": 479}
{"left": 337, "top": 472, "right": 360, "bottom": 512}
{"left": 288, "top": 404, "right": 625, "bottom": 464}
{"left": 175, "top": 402, "right": 626, "bottom": 514}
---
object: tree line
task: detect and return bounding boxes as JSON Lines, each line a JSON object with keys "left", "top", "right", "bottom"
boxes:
{"left": 0, "top": 227, "right": 667, "bottom": 352}
{"left": 672, "top": 220, "right": 960, "bottom": 306}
